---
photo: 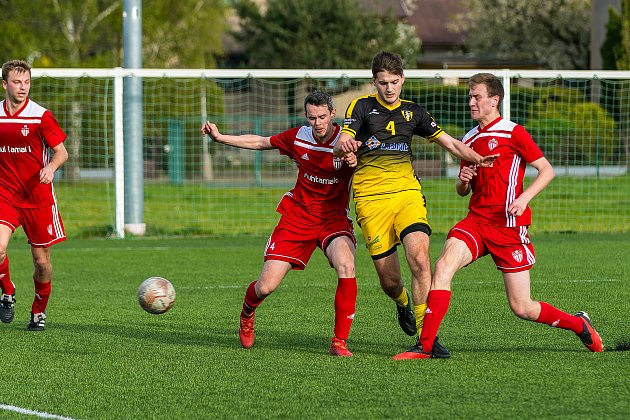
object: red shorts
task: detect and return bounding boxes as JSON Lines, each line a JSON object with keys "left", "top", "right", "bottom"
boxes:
{"left": 264, "top": 212, "right": 355, "bottom": 270}
{"left": 448, "top": 216, "right": 535, "bottom": 273}
{"left": 0, "top": 200, "right": 66, "bottom": 247}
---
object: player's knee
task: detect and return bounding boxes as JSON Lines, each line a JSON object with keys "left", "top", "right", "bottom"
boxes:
{"left": 333, "top": 259, "right": 355, "bottom": 278}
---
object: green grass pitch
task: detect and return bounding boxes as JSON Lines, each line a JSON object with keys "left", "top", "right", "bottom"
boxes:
{"left": 1, "top": 233, "right": 628, "bottom": 419}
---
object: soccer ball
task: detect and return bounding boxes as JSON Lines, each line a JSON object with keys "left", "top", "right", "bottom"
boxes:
{"left": 137, "top": 277, "right": 176, "bottom": 314}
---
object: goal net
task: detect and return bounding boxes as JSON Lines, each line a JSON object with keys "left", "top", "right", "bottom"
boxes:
{"left": 29, "top": 69, "right": 630, "bottom": 238}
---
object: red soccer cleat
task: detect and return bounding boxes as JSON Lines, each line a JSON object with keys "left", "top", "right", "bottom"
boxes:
{"left": 329, "top": 337, "right": 353, "bottom": 357}
{"left": 239, "top": 313, "right": 256, "bottom": 349}
{"left": 575, "top": 311, "right": 604, "bottom": 352}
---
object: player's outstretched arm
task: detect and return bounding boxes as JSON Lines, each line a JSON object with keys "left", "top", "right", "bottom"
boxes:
{"left": 434, "top": 132, "right": 499, "bottom": 166}
{"left": 201, "top": 121, "right": 273, "bottom": 150}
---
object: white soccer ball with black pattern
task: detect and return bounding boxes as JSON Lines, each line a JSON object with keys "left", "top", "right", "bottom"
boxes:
{"left": 138, "top": 277, "right": 176, "bottom": 314}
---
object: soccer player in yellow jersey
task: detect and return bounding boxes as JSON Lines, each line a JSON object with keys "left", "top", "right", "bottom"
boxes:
{"left": 334, "top": 51, "right": 498, "bottom": 358}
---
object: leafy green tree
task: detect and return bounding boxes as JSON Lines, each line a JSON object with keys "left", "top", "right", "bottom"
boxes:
{"left": 232, "top": 0, "right": 421, "bottom": 68}
{"left": 450, "top": 0, "right": 590, "bottom": 69}
{"left": 0, "top": 0, "right": 226, "bottom": 68}
{"left": 602, "top": 0, "right": 630, "bottom": 70}
{"left": 0, "top": 0, "right": 226, "bottom": 179}
{"left": 600, "top": 7, "right": 624, "bottom": 70}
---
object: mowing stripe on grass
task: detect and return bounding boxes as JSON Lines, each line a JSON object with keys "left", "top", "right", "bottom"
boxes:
{"left": 0, "top": 404, "right": 78, "bottom": 420}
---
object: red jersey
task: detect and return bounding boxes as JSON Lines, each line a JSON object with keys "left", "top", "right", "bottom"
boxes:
{"left": 0, "top": 98, "right": 66, "bottom": 208}
{"left": 460, "top": 117, "right": 544, "bottom": 227}
{"left": 270, "top": 124, "right": 354, "bottom": 220}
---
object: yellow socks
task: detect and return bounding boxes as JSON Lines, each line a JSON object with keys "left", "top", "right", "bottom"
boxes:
{"left": 414, "top": 303, "right": 427, "bottom": 333}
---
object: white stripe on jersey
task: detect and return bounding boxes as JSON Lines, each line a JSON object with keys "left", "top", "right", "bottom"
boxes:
{"left": 294, "top": 125, "right": 340, "bottom": 151}
{"left": 505, "top": 155, "right": 521, "bottom": 227}
{"left": 0, "top": 99, "right": 47, "bottom": 118}
{"left": 293, "top": 140, "right": 334, "bottom": 153}
{"left": 519, "top": 226, "right": 536, "bottom": 265}
{"left": 0, "top": 118, "right": 42, "bottom": 124}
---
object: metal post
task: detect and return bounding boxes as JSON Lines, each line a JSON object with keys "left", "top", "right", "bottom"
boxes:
{"left": 123, "top": 0, "right": 145, "bottom": 235}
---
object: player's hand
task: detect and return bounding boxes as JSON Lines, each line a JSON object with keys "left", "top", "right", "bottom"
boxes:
{"left": 339, "top": 139, "right": 361, "bottom": 154}
{"left": 478, "top": 153, "right": 499, "bottom": 167}
{"left": 459, "top": 165, "right": 477, "bottom": 183}
{"left": 343, "top": 152, "right": 357, "bottom": 168}
{"left": 39, "top": 165, "right": 55, "bottom": 184}
{"left": 507, "top": 195, "right": 529, "bottom": 217}
{"left": 201, "top": 121, "right": 221, "bottom": 141}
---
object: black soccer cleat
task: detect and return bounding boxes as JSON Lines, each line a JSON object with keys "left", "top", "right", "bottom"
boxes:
{"left": 396, "top": 288, "right": 417, "bottom": 336}
{"left": 575, "top": 311, "right": 603, "bottom": 352}
{"left": 431, "top": 336, "right": 451, "bottom": 358}
{"left": 27, "top": 311, "right": 46, "bottom": 331}
{"left": 0, "top": 293, "right": 16, "bottom": 324}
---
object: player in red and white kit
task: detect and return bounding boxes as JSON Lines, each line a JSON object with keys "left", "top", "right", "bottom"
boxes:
{"left": 394, "top": 73, "right": 603, "bottom": 359}
{"left": 201, "top": 91, "right": 357, "bottom": 356}
{"left": 0, "top": 60, "right": 68, "bottom": 331}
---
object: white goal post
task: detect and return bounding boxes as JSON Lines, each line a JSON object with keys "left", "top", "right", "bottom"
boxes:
{"left": 31, "top": 67, "right": 630, "bottom": 238}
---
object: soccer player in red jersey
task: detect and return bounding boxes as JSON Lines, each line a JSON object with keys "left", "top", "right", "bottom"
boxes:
{"left": 393, "top": 73, "right": 603, "bottom": 359}
{"left": 0, "top": 60, "right": 68, "bottom": 331}
{"left": 201, "top": 91, "right": 357, "bottom": 356}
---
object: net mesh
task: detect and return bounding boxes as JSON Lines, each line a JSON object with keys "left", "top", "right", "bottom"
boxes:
{"left": 26, "top": 72, "right": 630, "bottom": 238}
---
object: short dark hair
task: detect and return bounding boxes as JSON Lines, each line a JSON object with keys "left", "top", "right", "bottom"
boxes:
{"left": 371, "top": 51, "right": 404, "bottom": 78}
{"left": 304, "top": 90, "right": 334, "bottom": 112}
{"left": 469, "top": 73, "right": 504, "bottom": 106}
{"left": 2, "top": 59, "right": 31, "bottom": 82}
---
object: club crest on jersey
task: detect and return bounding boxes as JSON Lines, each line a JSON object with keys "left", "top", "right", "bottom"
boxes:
{"left": 366, "top": 135, "right": 381, "bottom": 150}
{"left": 401, "top": 110, "right": 413, "bottom": 122}
{"left": 488, "top": 138, "right": 498, "bottom": 150}
{"left": 21, "top": 125, "right": 29, "bottom": 136}
{"left": 333, "top": 156, "right": 343, "bottom": 170}
{"left": 512, "top": 249, "right": 523, "bottom": 263}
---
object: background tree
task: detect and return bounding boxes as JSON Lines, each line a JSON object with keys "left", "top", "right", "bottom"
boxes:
{"left": 602, "top": 0, "right": 630, "bottom": 70}
{"left": 449, "top": 0, "right": 591, "bottom": 69}
{"left": 0, "top": 0, "right": 226, "bottom": 180}
{"left": 232, "top": 0, "right": 421, "bottom": 69}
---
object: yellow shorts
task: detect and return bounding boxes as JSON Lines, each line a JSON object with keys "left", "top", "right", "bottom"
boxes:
{"left": 355, "top": 189, "right": 431, "bottom": 259}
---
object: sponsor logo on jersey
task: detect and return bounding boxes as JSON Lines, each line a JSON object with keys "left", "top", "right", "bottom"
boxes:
{"left": 512, "top": 249, "right": 523, "bottom": 263}
{"left": 333, "top": 156, "right": 343, "bottom": 170}
{"left": 366, "top": 135, "right": 381, "bottom": 150}
{"left": 301, "top": 153, "right": 309, "bottom": 160}
{"left": 343, "top": 118, "right": 356, "bottom": 126}
{"left": 303, "top": 172, "right": 339, "bottom": 185}
{"left": 401, "top": 110, "right": 413, "bottom": 121}
{"left": 369, "top": 109, "right": 379, "bottom": 115}
{"left": 380, "top": 142, "right": 409, "bottom": 152}
{"left": 488, "top": 138, "right": 498, "bottom": 150}
{"left": 21, "top": 125, "right": 29, "bottom": 136}
{"left": 366, "top": 235, "right": 380, "bottom": 249}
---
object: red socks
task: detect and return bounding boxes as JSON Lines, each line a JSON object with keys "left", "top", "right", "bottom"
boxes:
{"left": 420, "top": 289, "right": 452, "bottom": 353}
{"left": 32, "top": 278, "right": 51, "bottom": 314}
{"left": 334, "top": 277, "right": 357, "bottom": 341}
{"left": 535, "top": 301, "right": 583, "bottom": 334}
{"left": 241, "top": 281, "right": 265, "bottom": 318}
{"left": 0, "top": 256, "right": 15, "bottom": 295}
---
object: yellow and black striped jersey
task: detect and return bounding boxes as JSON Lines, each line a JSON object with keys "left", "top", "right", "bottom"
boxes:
{"left": 342, "top": 94, "right": 444, "bottom": 199}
